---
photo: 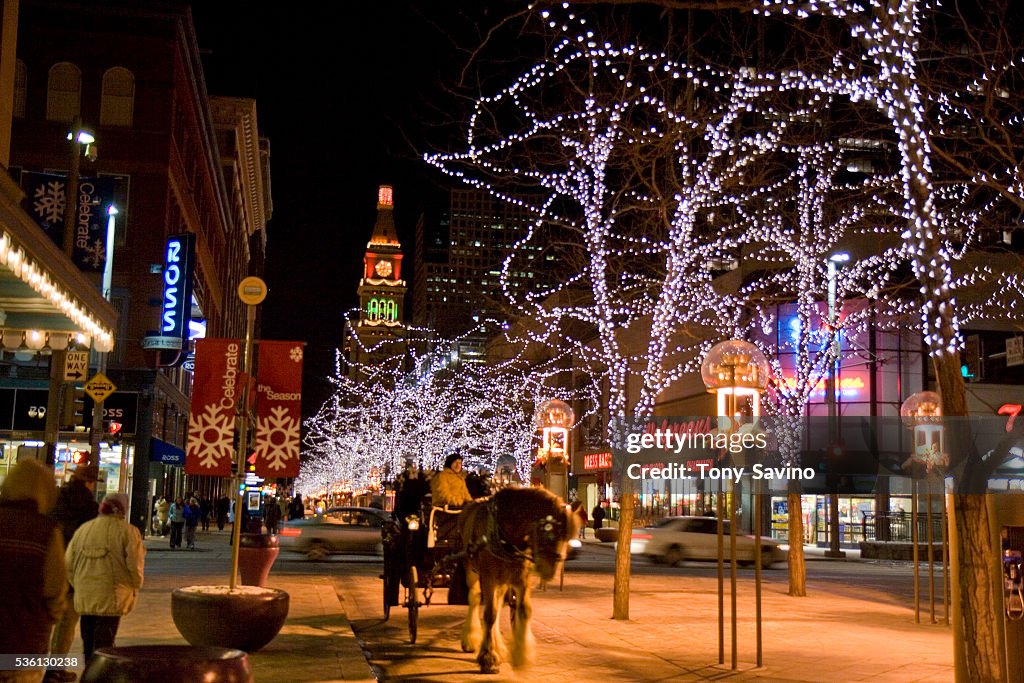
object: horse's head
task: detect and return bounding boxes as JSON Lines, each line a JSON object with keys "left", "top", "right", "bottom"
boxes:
{"left": 530, "top": 501, "right": 581, "bottom": 580}
{"left": 490, "top": 488, "right": 582, "bottom": 580}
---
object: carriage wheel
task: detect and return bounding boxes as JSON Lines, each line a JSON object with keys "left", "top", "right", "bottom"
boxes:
{"left": 407, "top": 566, "right": 419, "bottom": 644}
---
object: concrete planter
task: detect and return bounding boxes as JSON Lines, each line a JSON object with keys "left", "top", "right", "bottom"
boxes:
{"left": 595, "top": 527, "right": 618, "bottom": 543}
{"left": 172, "top": 585, "right": 289, "bottom": 652}
{"left": 82, "top": 645, "right": 252, "bottom": 683}
{"left": 239, "top": 533, "right": 280, "bottom": 587}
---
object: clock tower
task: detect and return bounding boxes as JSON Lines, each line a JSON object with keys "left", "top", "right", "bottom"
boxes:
{"left": 349, "top": 185, "right": 407, "bottom": 369}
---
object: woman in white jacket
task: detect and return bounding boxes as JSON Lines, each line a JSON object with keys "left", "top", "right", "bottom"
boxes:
{"left": 65, "top": 493, "right": 145, "bottom": 664}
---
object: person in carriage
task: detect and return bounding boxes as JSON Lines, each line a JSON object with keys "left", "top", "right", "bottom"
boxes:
{"left": 430, "top": 451, "right": 473, "bottom": 508}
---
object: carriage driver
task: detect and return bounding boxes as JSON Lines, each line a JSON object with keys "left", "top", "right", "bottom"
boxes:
{"left": 431, "top": 452, "right": 474, "bottom": 508}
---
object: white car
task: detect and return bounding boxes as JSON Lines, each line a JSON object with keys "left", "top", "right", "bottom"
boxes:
{"left": 629, "top": 516, "right": 787, "bottom": 568}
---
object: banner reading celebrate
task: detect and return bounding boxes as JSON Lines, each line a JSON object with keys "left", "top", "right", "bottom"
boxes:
{"left": 254, "top": 341, "right": 303, "bottom": 477}
{"left": 185, "top": 338, "right": 241, "bottom": 476}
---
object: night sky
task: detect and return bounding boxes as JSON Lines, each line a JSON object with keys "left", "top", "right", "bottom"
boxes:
{"left": 189, "top": 2, "right": 504, "bottom": 417}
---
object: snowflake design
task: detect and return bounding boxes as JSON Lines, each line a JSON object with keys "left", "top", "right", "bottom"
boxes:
{"left": 33, "top": 181, "right": 66, "bottom": 224}
{"left": 254, "top": 405, "right": 300, "bottom": 470}
{"left": 187, "top": 403, "right": 235, "bottom": 469}
{"left": 82, "top": 238, "right": 106, "bottom": 269}
{"left": 289, "top": 346, "right": 303, "bottom": 363}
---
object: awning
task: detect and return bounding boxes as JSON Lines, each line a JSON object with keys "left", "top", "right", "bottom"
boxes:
{"left": 150, "top": 437, "right": 185, "bottom": 465}
{"left": 0, "top": 171, "right": 116, "bottom": 350}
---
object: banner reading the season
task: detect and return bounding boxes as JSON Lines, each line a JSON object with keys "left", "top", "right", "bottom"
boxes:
{"left": 185, "top": 338, "right": 241, "bottom": 476}
{"left": 21, "top": 171, "right": 115, "bottom": 272}
{"left": 253, "top": 341, "right": 303, "bottom": 478}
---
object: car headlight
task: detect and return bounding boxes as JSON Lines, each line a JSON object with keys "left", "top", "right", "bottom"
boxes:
{"left": 405, "top": 514, "right": 420, "bottom": 531}
{"left": 569, "top": 539, "right": 582, "bottom": 549}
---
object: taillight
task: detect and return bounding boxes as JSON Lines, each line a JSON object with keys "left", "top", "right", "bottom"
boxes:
{"left": 633, "top": 533, "right": 652, "bottom": 540}
{"left": 280, "top": 527, "right": 301, "bottom": 537}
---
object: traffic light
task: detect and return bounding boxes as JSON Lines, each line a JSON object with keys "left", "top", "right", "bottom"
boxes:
{"left": 61, "top": 387, "right": 86, "bottom": 427}
{"left": 71, "top": 449, "right": 88, "bottom": 465}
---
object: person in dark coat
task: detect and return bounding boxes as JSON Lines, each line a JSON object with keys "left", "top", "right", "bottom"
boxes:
{"left": 0, "top": 459, "right": 67, "bottom": 683}
{"left": 216, "top": 496, "right": 230, "bottom": 531}
{"left": 288, "top": 494, "right": 305, "bottom": 520}
{"left": 263, "top": 497, "right": 282, "bottom": 535}
{"left": 591, "top": 502, "right": 606, "bottom": 532}
{"left": 46, "top": 462, "right": 99, "bottom": 682}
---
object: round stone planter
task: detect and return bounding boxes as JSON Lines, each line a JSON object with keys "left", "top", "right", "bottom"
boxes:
{"left": 596, "top": 527, "right": 619, "bottom": 543}
{"left": 239, "top": 533, "right": 280, "bottom": 587}
{"left": 172, "top": 585, "right": 289, "bottom": 652}
{"left": 82, "top": 645, "right": 252, "bottom": 683}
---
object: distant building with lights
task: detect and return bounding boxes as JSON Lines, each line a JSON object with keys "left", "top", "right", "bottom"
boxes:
{"left": 347, "top": 185, "right": 407, "bottom": 373}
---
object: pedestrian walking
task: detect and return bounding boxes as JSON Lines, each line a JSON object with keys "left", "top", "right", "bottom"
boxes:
{"left": 199, "top": 496, "right": 211, "bottom": 531}
{"left": 216, "top": 495, "right": 229, "bottom": 531}
{"left": 591, "top": 502, "right": 606, "bottom": 534}
{"left": 0, "top": 459, "right": 67, "bottom": 683}
{"left": 65, "top": 493, "right": 145, "bottom": 666}
{"left": 168, "top": 496, "right": 185, "bottom": 548}
{"left": 154, "top": 495, "right": 169, "bottom": 536}
{"left": 572, "top": 501, "right": 588, "bottom": 540}
{"left": 263, "top": 496, "right": 282, "bottom": 535}
{"left": 288, "top": 493, "right": 305, "bottom": 520}
{"left": 45, "top": 461, "right": 99, "bottom": 683}
{"left": 183, "top": 497, "right": 200, "bottom": 550}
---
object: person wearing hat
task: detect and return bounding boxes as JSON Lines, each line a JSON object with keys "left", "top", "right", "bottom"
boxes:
{"left": 45, "top": 461, "right": 99, "bottom": 682}
{"left": 65, "top": 492, "right": 145, "bottom": 665}
{"left": 0, "top": 459, "right": 67, "bottom": 683}
{"left": 430, "top": 452, "right": 473, "bottom": 508}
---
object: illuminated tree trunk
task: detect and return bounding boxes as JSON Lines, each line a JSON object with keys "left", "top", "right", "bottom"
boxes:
{"left": 613, "top": 489, "right": 635, "bottom": 620}
{"left": 787, "top": 491, "right": 806, "bottom": 597}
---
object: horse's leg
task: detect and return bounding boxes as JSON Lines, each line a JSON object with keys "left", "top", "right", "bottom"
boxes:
{"left": 510, "top": 570, "right": 536, "bottom": 668}
{"left": 477, "top": 569, "right": 505, "bottom": 674}
{"left": 461, "top": 563, "right": 483, "bottom": 653}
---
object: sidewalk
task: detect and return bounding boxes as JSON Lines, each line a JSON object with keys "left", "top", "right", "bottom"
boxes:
{"left": 60, "top": 530, "right": 375, "bottom": 683}
{"left": 338, "top": 565, "right": 952, "bottom": 682}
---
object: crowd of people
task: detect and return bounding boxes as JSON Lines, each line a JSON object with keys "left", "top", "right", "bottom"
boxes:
{"left": 0, "top": 459, "right": 145, "bottom": 683}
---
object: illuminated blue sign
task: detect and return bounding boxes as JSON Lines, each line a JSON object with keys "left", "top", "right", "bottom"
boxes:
{"left": 160, "top": 234, "right": 195, "bottom": 342}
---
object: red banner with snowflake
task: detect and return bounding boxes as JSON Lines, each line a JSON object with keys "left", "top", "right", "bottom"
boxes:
{"left": 254, "top": 341, "right": 303, "bottom": 477}
{"left": 185, "top": 338, "right": 241, "bottom": 476}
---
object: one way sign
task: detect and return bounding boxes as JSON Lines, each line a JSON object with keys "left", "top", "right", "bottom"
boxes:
{"left": 63, "top": 351, "right": 89, "bottom": 381}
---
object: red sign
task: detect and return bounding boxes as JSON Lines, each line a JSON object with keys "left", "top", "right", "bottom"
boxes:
{"left": 253, "top": 341, "right": 303, "bottom": 478}
{"left": 999, "top": 403, "right": 1022, "bottom": 432}
{"left": 583, "top": 451, "right": 613, "bottom": 471}
{"left": 643, "top": 417, "right": 712, "bottom": 437}
{"left": 185, "top": 338, "right": 240, "bottom": 476}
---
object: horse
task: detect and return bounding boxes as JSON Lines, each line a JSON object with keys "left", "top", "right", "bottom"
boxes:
{"left": 458, "top": 486, "right": 583, "bottom": 674}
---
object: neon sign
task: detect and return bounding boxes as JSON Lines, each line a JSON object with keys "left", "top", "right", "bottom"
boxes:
{"left": 160, "top": 234, "right": 195, "bottom": 342}
{"left": 777, "top": 374, "right": 866, "bottom": 398}
{"left": 583, "top": 452, "right": 613, "bottom": 470}
{"left": 999, "top": 404, "right": 1022, "bottom": 433}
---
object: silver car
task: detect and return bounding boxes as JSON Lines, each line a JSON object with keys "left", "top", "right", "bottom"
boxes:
{"left": 278, "top": 506, "right": 388, "bottom": 560}
{"left": 629, "top": 516, "right": 787, "bottom": 568}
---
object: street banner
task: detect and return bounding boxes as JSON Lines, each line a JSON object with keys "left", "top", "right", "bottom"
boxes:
{"left": 21, "top": 171, "right": 115, "bottom": 272}
{"left": 254, "top": 341, "right": 303, "bottom": 477}
{"left": 185, "top": 338, "right": 241, "bottom": 476}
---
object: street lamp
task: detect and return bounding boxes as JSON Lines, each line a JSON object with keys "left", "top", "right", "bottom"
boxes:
{"left": 63, "top": 117, "right": 98, "bottom": 258}
{"left": 826, "top": 251, "right": 849, "bottom": 560}
{"left": 900, "top": 390, "right": 947, "bottom": 625}
{"left": 534, "top": 399, "right": 574, "bottom": 501}
{"left": 701, "top": 339, "right": 769, "bottom": 669}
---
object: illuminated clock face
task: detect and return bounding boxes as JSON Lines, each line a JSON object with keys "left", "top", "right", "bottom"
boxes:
{"left": 374, "top": 260, "right": 393, "bottom": 277}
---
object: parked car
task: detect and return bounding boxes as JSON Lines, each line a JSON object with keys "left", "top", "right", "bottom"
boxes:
{"left": 629, "top": 516, "right": 787, "bottom": 568}
{"left": 278, "top": 506, "right": 389, "bottom": 560}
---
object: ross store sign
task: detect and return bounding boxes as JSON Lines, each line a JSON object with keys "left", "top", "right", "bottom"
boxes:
{"left": 160, "top": 234, "right": 196, "bottom": 343}
{"left": 583, "top": 451, "right": 613, "bottom": 471}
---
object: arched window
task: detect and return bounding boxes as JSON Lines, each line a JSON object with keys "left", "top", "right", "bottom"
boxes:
{"left": 384, "top": 299, "right": 397, "bottom": 322}
{"left": 13, "top": 60, "right": 26, "bottom": 118}
{"left": 46, "top": 62, "right": 81, "bottom": 122}
{"left": 100, "top": 67, "right": 134, "bottom": 126}
{"left": 367, "top": 298, "right": 380, "bottom": 321}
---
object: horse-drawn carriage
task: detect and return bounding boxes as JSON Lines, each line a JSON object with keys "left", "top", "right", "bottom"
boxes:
{"left": 381, "top": 469, "right": 584, "bottom": 673}
{"left": 381, "top": 469, "right": 471, "bottom": 643}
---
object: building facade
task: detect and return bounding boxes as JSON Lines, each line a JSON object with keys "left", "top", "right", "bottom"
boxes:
{"left": 6, "top": 0, "right": 269, "bottom": 531}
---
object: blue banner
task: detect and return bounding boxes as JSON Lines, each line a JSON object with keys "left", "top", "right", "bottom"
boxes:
{"left": 151, "top": 437, "right": 186, "bottom": 465}
{"left": 21, "top": 171, "right": 115, "bottom": 272}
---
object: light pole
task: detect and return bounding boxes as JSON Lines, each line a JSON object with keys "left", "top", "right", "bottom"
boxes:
{"left": 825, "top": 252, "right": 849, "bottom": 559}
{"left": 900, "top": 390, "right": 947, "bottom": 626}
{"left": 701, "top": 339, "right": 769, "bottom": 669}
{"left": 534, "top": 399, "right": 573, "bottom": 502}
{"left": 91, "top": 205, "right": 118, "bottom": 480}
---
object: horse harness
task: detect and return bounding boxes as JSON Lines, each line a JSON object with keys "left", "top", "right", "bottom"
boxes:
{"left": 468, "top": 497, "right": 566, "bottom": 565}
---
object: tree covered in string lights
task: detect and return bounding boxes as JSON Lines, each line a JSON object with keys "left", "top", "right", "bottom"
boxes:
{"left": 300, "top": 324, "right": 595, "bottom": 498}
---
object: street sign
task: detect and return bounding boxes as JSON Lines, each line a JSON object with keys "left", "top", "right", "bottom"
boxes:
{"left": 237, "top": 276, "right": 267, "bottom": 305}
{"left": 63, "top": 350, "right": 89, "bottom": 381}
{"left": 84, "top": 372, "right": 117, "bottom": 403}
{"left": 1008, "top": 337, "right": 1024, "bottom": 368}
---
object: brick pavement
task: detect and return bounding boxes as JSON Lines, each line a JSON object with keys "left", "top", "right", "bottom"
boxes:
{"left": 337, "top": 556, "right": 953, "bottom": 682}
{"left": 56, "top": 530, "right": 375, "bottom": 682}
